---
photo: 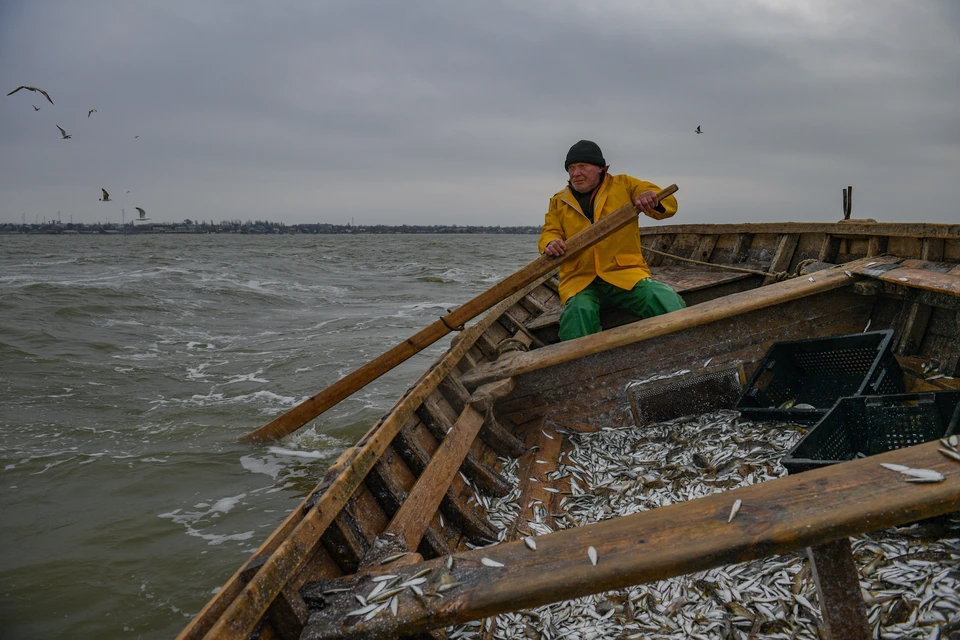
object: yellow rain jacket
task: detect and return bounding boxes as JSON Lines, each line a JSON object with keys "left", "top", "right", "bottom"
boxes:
{"left": 537, "top": 173, "right": 677, "bottom": 305}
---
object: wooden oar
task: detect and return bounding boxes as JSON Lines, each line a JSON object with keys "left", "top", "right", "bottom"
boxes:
{"left": 239, "top": 184, "right": 678, "bottom": 443}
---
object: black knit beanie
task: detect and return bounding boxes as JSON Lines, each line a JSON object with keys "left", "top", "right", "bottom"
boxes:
{"left": 564, "top": 140, "right": 606, "bottom": 170}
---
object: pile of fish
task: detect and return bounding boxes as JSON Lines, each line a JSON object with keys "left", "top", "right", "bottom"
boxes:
{"left": 450, "top": 409, "right": 960, "bottom": 640}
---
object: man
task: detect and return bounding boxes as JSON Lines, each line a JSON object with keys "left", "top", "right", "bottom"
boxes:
{"left": 538, "top": 140, "right": 686, "bottom": 341}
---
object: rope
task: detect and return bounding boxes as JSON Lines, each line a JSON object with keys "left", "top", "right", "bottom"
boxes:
{"left": 496, "top": 337, "right": 530, "bottom": 356}
{"left": 641, "top": 246, "right": 795, "bottom": 282}
{"left": 439, "top": 314, "right": 464, "bottom": 332}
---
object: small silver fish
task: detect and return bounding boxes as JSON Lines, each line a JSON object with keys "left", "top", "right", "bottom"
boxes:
{"left": 939, "top": 448, "right": 960, "bottom": 463}
{"left": 481, "top": 557, "right": 505, "bottom": 568}
{"left": 728, "top": 499, "right": 742, "bottom": 522}
{"left": 778, "top": 398, "right": 796, "bottom": 410}
{"left": 880, "top": 462, "right": 912, "bottom": 473}
{"left": 371, "top": 574, "right": 398, "bottom": 582}
{"left": 524, "top": 536, "right": 537, "bottom": 550}
{"left": 588, "top": 546, "right": 598, "bottom": 566}
{"left": 380, "top": 552, "right": 409, "bottom": 565}
{"left": 346, "top": 603, "right": 378, "bottom": 617}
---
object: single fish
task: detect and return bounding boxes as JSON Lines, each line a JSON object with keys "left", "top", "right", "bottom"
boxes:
{"left": 588, "top": 546, "right": 598, "bottom": 566}
{"left": 481, "top": 557, "right": 504, "bottom": 568}
{"left": 524, "top": 537, "right": 537, "bottom": 551}
{"left": 939, "top": 448, "right": 960, "bottom": 463}
{"left": 728, "top": 499, "right": 742, "bottom": 522}
{"left": 778, "top": 398, "right": 796, "bottom": 410}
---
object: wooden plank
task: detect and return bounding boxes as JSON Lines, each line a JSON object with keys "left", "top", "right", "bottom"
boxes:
{"left": 389, "top": 422, "right": 498, "bottom": 547}
{"left": 639, "top": 221, "right": 960, "bottom": 239}
{"left": 763, "top": 233, "right": 799, "bottom": 284}
{"left": 383, "top": 406, "right": 488, "bottom": 552}
{"left": 442, "top": 374, "right": 526, "bottom": 458}
{"left": 867, "top": 235, "right": 888, "bottom": 257}
{"left": 730, "top": 232, "right": 753, "bottom": 263}
{"left": 854, "top": 264, "right": 960, "bottom": 297}
{"left": 818, "top": 233, "right": 841, "bottom": 263}
{"left": 692, "top": 234, "right": 718, "bottom": 263}
{"left": 300, "top": 439, "right": 960, "bottom": 639}
{"left": 364, "top": 454, "right": 453, "bottom": 559}
{"left": 498, "top": 289, "right": 874, "bottom": 428}
{"left": 643, "top": 234, "right": 675, "bottom": 267}
{"left": 807, "top": 539, "right": 871, "bottom": 640}
{"left": 896, "top": 302, "right": 933, "bottom": 356}
{"left": 461, "top": 257, "right": 894, "bottom": 389}
{"left": 415, "top": 401, "right": 512, "bottom": 498}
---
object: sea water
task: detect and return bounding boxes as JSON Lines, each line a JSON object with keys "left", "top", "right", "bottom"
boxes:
{"left": 0, "top": 233, "right": 536, "bottom": 639}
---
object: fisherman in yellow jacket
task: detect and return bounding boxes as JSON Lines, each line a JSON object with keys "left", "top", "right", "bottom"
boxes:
{"left": 538, "top": 140, "right": 686, "bottom": 341}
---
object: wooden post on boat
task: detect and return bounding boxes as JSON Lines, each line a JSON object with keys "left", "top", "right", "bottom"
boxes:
{"left": 238, "top": 184, "right": 678, "bottom": 443}
{"left": 843, "top": 186, "right": 853, "bottom": 220}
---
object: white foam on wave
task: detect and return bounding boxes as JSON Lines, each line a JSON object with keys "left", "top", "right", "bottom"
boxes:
{"left": 158, "top": 497, "right": 255, "bottom": 546}
{"left": 266, "top": 446, "right": 326, "bottom": 459}
{"left": 186, "top": 341, "right": 217, "bottom": 350}
{"left": 240, "top": 454, "right": 284, "bottom": 480}
{"left": 223, "top": 369, "right": 270, "bottom": 385}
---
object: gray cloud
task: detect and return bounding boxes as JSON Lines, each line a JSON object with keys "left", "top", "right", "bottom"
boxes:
{"left": 2, "top": 0, "right": 958, "bottom": 225}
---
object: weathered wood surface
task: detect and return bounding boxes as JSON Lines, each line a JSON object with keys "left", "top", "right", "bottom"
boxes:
{"left": 855, "top": 264, "right": 960, "bottom": 297}
{"left": 639, "top": 221, "right": 960, "bottom": 239}
{"left": 300, "top": 439, "right": 960, "bottom": 639}
{"left": 383, "top": 405, "right": 487, "bottom": 552}
{"left": 241, "top": 186, "right": 677, "bottom": 443}
{"left": 183, "top": 276, "right": 551, "bottom": 640}
{"left": 461, "top": 256, "right": 897, "bottom": 389}
{"left": 500, "top": 289, "right": 874, "bottom": 429}
{"left": 415, "top": 398, "right": 511, "bottom": 498}
{"left": 807, "top": 539, "right": 871, "bottom": 640}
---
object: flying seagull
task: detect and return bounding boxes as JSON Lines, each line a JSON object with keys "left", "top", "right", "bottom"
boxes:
{"left": 136, "top": 207, "right": 146, "bottom": 218}
{"left": 7, "top": 85, "right": 54, "bottom": 105}
{"left": 32, "top": 105, "right": 40, "bottom": 111}
{"left": 695, "top": 125, "right": 702, "bottom": 134}
{"left": 56, "top": 125, "right": 72, "bottom": 139}
{"left": 88, "top": 109, "right": 97, "bottom": 118}
{"left": 100, "top": 189, "right": 111, "bottom": 202}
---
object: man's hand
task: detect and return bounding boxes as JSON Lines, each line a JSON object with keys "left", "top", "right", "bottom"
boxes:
{"left": 544, "top": 239, "right": 566, "bottom": 257}
{"left": 634, "top": 190, "right": 660, "bottom": 211}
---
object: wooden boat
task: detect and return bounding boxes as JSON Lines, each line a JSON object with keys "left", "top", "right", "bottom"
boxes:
{"left": 179, "top": 219, "right": 960, "bottom": 640}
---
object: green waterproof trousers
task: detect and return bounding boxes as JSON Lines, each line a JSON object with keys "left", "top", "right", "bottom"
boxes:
{"left": 558, "top": 277, "right": 686, "bottom": 341}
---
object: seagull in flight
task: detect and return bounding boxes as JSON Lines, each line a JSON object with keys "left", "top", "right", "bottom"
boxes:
{"left": 695, "top": 125, "right": 702, "bottom": 134}
{"left": 56, "top": 125, "right": 72, "bottom": 139}
{"left": 100, "top": 189, "right": 111, "bottom": 202}
{"left": 136, "top": 207, "right": 147, "bottom": 218}
{"left": 7, "top": 85, "right": 54, "bottom": 104}
{"left": 32, "top": 105, "right": 40, "bottom": 111}
{"left": 88, "top": 109, "right": 97, "bottom": 118}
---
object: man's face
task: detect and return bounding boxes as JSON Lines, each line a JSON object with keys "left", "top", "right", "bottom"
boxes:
{"left": 568, "top": 163, "right": 603, "bottom": 193}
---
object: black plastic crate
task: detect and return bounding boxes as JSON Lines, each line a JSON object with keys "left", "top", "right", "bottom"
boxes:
{"left": 782, "top": 391, "right": 960, "bottom": 474}
{"left": 736, "top": 330, "right": 904, "bottom": 422}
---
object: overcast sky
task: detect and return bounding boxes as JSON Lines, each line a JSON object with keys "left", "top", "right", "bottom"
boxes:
{"left": 2, "top": 0, "right": 958, "bottom": 226}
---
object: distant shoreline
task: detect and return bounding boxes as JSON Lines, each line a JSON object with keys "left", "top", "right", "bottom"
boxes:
{"left": 0, "top": 223, "right": 542, "bottom": 235}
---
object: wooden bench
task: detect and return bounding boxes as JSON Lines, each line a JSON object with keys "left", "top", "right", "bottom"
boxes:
{"left": 300, "top": 438, "right": 959, "bottom": 640}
